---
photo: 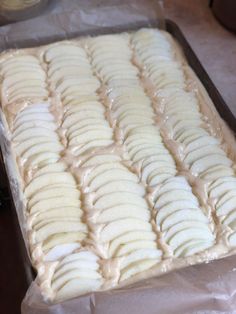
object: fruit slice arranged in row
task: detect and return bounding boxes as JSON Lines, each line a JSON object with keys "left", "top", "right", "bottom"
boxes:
{"left": 132, "top": 28, "right": 236, "bottom": 247}
{"left": 81, "top": 153, "right": 162, "bottom": 281}
{"left": 62, "top": 99, "right": 114, "bottom": 154}
{"left": 131, "top": 29, "right": 185, "bottom": 90}
{"left": 12, "top": 102, "right": 87, "bottom": 260}
{"left": 44, "top": 42, "right": 114, "bottom": 154}
{"left": 50, "top": 251, "right": 103, "bottom": 302}
{"left": 12, "top": 103, "right": 62, "bottom": 171}
{"left": 0, "top": 54, "right": 48, "bottom": 104}
{"left": 87, "top": 34, "right": 140, "bottom": 86}
{"left": 153, "top": 176, "right": 215, "bottom": 256}
{"left": 209, "top": 176, "right": 236, "bottom": 243}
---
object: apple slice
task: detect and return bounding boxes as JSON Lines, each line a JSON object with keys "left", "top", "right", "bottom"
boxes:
{"left": 96, "top": 204, "right": 150, "bottom": 223}
{"left": 22, "top": 142, "right": 63, "bottom": 160}
{"left": 81, "top": 154, "right": 121, "bottom": 167}
{"left": 28, "top": 186, "right": 79, "bottom": 208}
{"left": 44, "top": 242, "right": 81, "bottom": 262}
{"left": 149, "top": 173, "right": 173, "bottom": 187}
{"left": 184, "top": 146, "right": 225, "bottom": 164}
{"left": 115, "top": 240, "right": 157, "bottom": 257}
{"left": 200, "top": 166, "right": 234, "bottom": 181}
{"left": 13, "top": 121, "right": 56, "bottom": 137}
{"left": 29, "top": 197, "right": 81, "bottom": 214}
{"left": 94, "top": 192, "right": 148, "bottom": 210}
{"left": 62, "top": 111, "right": 104, "bottom": 128}
{"left": 190, "top": 154, "right": 232, "bottom": 175}
{"left": 168, "top": 227, "right": 214, "bottom": 250}
{"left": 42, "top": 232, "right": 86, "bottom": 252}
{"left": 45, "top": 44, "right": 87, "bottom": 62}
{"left": 35, "top": 221, "right": 88, "bottom": 242}
{"left": 13, "top": 128, "right": 58, "bottom": 143}
{"left": 164, "top": 220, "right": 211, "bottom": 242}
{"left": 216, "top": 196, "right": 236, "bottom": 216}
{"left": 86, "top": 163, "right": 125, "bottom": 184}
{"left": 156, "top": 189, "right": 198, "bottom": 208}
{"left": 52, "top": 268, "right": 102, "bottom": 292}
{"left": 100, "top": 218, "right": 152, "bottom": 242}
{"left": 228, "top": 232, "right": 236, "bottom": 246}
{"left": 31, "top": 207, "right": 83, "bottom": 226}
{"left": 174, "top": 240, "right": 212, "bottom": 257}
{"left": 25, "top": 172, "right": 76, "bottom": 198}
{"left": 120, "top": 248, "right": 162, "bottom": 270}
{"left": 95, "top": 180, "right": 145, "bottom": 197}
{"left": 222, "top": 210, "right": 236, "bottom": 228}
{"left": 161, "top": 209, "right": 208, "bottom": 231}
{"left": 156, "top": 201, "right": 199, "bottom": 226}
{"left": 24, "top": 152, "right": 60, "bottom": 168}
{"left": 185, "top": 136, "right": 219, "bottom": 154}
{"left": 54, "top": 278, "right": 102, "bottom": 302}
{"left": 120, "top": 259, "right": 157, "bottom": 282}
{"left": 89, "top": 169, "right": 138, "bottom": 191}
{"left": 209, "top": 181, "right": 236, "bottom": 199}
{"left": 74, "top": 139, "right": 114, "bottom": 154}
{"left": 69, "top": 128, "right": 113, "bottom": 146}
{"left": 109, "top": 231, "right": 156, "bottom": 257}
{"left": 33, "top": 162, "right": 67, "bottom": 178}
{"left": 217, "top": 190, "right": 236, "bottom": 208}
{"left": 142, "top": 160, "right": 175, "bottom": 182}
{"left": 54, "top": 259, "right": 99, "bottom": 281}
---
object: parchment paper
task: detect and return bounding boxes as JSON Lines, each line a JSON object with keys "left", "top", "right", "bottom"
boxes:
{"left": 0, "top": 1, "right": 236, "bottom": 313}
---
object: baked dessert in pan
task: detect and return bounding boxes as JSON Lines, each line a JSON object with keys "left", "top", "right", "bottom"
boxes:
{"left": 0, "top": 28, "right": 236, "bottom": 302}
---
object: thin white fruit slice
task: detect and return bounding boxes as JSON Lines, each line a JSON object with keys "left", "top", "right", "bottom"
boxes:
{"left": 81, "top": 154, "right": 121, "bottom": 167}
{"left": 120, "top": 248, "right": 161, "bottom": 270}
{"left": 168, "top": 227, "right": 214, "bottom": 250}
{"left": 44, "top": 243, "right": 81, "bottom": 262}
{"left": 94, "top": 192, "right": 147, "bottom": 210}
{"left": 156, "top": 201, "right": 199, "bottom": 226}
{"left": 33, "top": 162, "right": 67, "bottom": 177}
{"left": 190, "top": 154, "right": 232, "bottom": 174}
{"left": 35, "top": 221, "right": 87, "bottom": 242}
{"left": 86, "top": 163, "right": 125, "bottom": 184}
{"left": 54, "top": 278, "right": 102, "bottom": 302}
{"left": 115, "top": 240, "right": 157, "bottom": 257}
{"left": 174, "top": 240, "right": 212, "bottom": 257}
{"left": 216, "top": 196, "right": 236, "bottom": 216}
{"left": 156, "top": 190, "right": 198, "bottom": 208}
{"left": 109, "top": 231, "right": 156, "bottom": 257}
{"left": 25, "top": 172, "right": 75, "bottom": 198}
{"left": 89, "top": 169, "right": 138, "bottom": 191}
{"left": 161, "top": 209, "right": 208, "bottom": 231}
{"left": 120, "top": 259, "right": 157, "bottom": 282}
{"left": 96, "top": 204, "right": 150, "bottom": 223}
{"left": 100, "top": 218, "right": 152, "bottom": 242}
{"left": 42, "top": 232, "right": 86, "bottom": 251}
{"left": 95, "top": 180, "right": 145, "bottom": 196}
{"left": 164, "top": 220, "right": 211, "bottom": 242}
{"left": 22, "top": 142, "right": 63, "bottom": 159}
{"left": 52, "top": 268, "right": 101, "bottom": 291}
{"left": 28, "top": 187, "right": 79, "bottom": 208}
{"left": 29, "top": 197, "right": 81, "bottom": 214}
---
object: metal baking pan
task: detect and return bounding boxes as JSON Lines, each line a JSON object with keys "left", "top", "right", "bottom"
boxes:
{"left": 0, "top": 18, "right": 235, "bottom": 290}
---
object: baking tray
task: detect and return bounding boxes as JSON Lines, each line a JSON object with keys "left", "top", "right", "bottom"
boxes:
{"left": 0, "top": 17, "right": 235, "bottom": 297}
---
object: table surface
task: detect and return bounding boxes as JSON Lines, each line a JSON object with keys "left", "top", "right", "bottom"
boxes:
{"left": 0, "top": 1, "right": 235, "bottom": 313}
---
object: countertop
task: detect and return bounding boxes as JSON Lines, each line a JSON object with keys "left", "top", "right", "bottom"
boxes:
{"left": 0, "top": 1, "right": 235, "bottom": 314}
